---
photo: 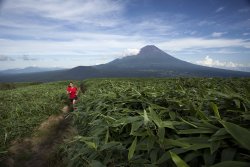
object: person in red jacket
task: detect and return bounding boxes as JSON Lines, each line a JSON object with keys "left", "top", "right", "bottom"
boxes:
{"left": 66, "top": 81, "right": 78, "bottom": 105}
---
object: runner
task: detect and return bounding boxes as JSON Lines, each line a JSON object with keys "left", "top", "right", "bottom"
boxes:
{"left": 66, "top": 81, "right": 78, "bottom": 108}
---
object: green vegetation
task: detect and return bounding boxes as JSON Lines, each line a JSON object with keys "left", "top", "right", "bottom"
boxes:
{"left": 1, "top": 78, "right": 250, "bottom": 166}
{"left": 0, "top": 82, "right": 43, "bottom": 91}
{"left": 64, "top": 78, "right": 250, "bottom": 166}
{"left": 0, "top": 81, "right": 69, "bottom": 153}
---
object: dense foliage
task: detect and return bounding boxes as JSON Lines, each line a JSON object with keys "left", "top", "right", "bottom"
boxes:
{"left": 65, "top": 78, "right": 250, "bottom": 167}
{"left": 1, "top": 78, "right": 250, "bottom": 166}
{"left": 0, "top": 82, "right": 42, "bottom": 91}
{"left": 0, "top": 81, "right": 69, "bottom": 154}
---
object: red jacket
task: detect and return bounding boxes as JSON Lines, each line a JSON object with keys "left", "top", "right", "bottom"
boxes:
{"left": 67, "top": 86, "right": 78, "bottom": 99}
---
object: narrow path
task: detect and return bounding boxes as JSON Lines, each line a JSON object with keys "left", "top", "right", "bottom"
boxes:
{"left": 4, "top": 106, "right": 76, "bottom": 167}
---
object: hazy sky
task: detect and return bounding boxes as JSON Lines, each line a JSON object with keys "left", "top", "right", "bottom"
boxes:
{"left": 0, "top": 0, "right": 250, "bottom": 70}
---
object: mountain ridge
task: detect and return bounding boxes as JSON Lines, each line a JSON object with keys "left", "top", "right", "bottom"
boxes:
{"left": 0, "top": 66, "right": 65, "bottom": 75}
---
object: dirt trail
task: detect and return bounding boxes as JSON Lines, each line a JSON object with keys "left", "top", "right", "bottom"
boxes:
{"left": 4, "top": 106, "right": 76, "bottom": 167}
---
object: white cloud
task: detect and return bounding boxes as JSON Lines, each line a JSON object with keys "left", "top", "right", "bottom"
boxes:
{"left": 122, "top": 48, "right": 140, "bottom": 57}
{"left": 0, "top": 55, "right": 15, "bottom": 61}
{"left": 158, "top": 38, "right": 250, "bottom": 51}
{"left": 0, "top": 0, "right": 178, "bottom": 41}
{"left": 133, "top": 19, "right": 173, "bottom": 35}
{"left": 0, "top": 37, "right": 146, "bottom": 59}
{"left": 2, "top": 0, "right": 125, "bottom": 27}
{"left": 189, "top": 31, "right": 197, "bottom": 35}
{"left": 238, "top": 8, "right": 250, "bottom": 13}
{"left": 211, "top": 32, "right": 227, "bottom": 37}
{"left": 215, "top": 48, "right": 240, "bottom": 54}
{"left": 196, "top": 56, "right": 245, "bottom": 68}
{"left": 195, "top": 56, "right": 250, "bottom": 72}
{"left": 243, "top": 33, "right": 250, "bottom": 36}
{"left": 21, "top": 55, "right": 38, "bottom": 61}
{"left": 1, "top": 37, "right": 250, "bottom": 60}
{"left": 198, "top": 20, "right": 216, "bottom": 26}
{"left": 215, "top": 7, "right": 225, "bottom": 13}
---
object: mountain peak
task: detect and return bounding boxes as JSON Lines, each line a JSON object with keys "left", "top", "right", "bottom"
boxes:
{"left": 141, "top": 45, "right": 158, "bottom": 49}
{"left": 138, "top": 45, "right": 168, "bottom": 57}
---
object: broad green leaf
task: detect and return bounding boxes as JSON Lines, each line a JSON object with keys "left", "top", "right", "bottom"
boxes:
{"left": 144, "top": 109, "right": 149, "bottom": 125}
{"left": 116, "top": 116, "right": 141, "bottom": 125}
{"left": 178, "top": 137, "right": 209, "bottom": 144}
{"left": 147, "top": 136, "right": 155, "bottom": 151}
{"left": 75, "top": 135, "right": 93, "bottom": 141}
{"left": 150, "top": 149, "right": 158, "bottom": 163}
{"left": 210, "top": 161, "right": 250, "bottom": 167}
{"left": 105, "top": 128, "right": 109, "bottom": 144}
{"left": 84, "top": 141, "right": 97, "bottom": 150}
{"left": 203, "top": 149, "right": 216, "bottom": 166}
{"left": 130, "top": 121, "right": 143, "bottom": 135}
{"left": 184, "top": 151, "right": 201, "bottom": 162}
{"left": 221, "top": 148, "right": 236, "bottom": 161}
{"left": 102, "top": 115, "right": 116, "bottom": 123}
{"left": 233, "top": 99, "right": 241, "bottom": 108}
{"left": 210, "top": 141, "right": 221, "bottom": 154}
{"left": 220, "top": 120, "right": 250, "bottom": 150}
{"left": 208, "top": 90, "right": 232, "bottom": 99}
{"left": 169, "top": 111, "right": 176, "bottom": 120}
{"left": 201, "top": 120, "right": 219, "bottom": 130}
{"left": 149, "top": 107, "right": 162, "bottom": 127}
{"left": 162, "top": 138, "right": 190, "bottom": 148}
{"left": 158, "top": 127, "right": 165, "bottom": 143}
{"left": 156, "top": 153, "right": 170, "bottom": 164}
{"left": 179, "top": 117, "right": 198, "bottom": 128}
{"left": 169, "top": 151, "right": 190, "bottom": 167}
{"left": 195, "top": 108, "right": 209, "bottom": 120}
{"left": 211, "top": 102, "right": 220, "bottom": 119}
{"left": 128, "top": 137, "right": 137, "bottom": 160}
{"left": 209, "top": 128, "right": 230, "bottom": 142}
{"left": 241, "top": 114, "right": 250, "bottom": 120}
{"left": 146, "top": 127, "right": 156, "bottom": 137}
{"left": 130, "top": 131, "right": 148, "bottom": 137}
{"left": 184, "top": 144, "right": 211, "bottom": 151}
{"left": 212, "top": 128, "right": 227, "bottom": 136}
{"left": 129, "top": 158, "right": 150, "bottom": 164}
{"left": 4, "top": 132, "right": 7, "bottom": 145}
{"left": 162, "top": 121, "right": 175, "bottom": 129}
{"left": 90, "top": 160, "right": 105, "bottom": 167}
{"left": 99, "top": 141, "right": 121, "bottom": 151}
{"left": 177, "top": 128, "right": 215, "bottom": 134}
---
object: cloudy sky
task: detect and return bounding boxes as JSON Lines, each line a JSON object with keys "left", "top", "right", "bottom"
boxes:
{"left": 0, "top": 0, "right": 250, "bottom": 71}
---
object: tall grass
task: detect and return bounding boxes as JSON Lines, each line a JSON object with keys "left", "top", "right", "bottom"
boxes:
{"left": 0, "top": 81, "right": 69, "bottom": 154}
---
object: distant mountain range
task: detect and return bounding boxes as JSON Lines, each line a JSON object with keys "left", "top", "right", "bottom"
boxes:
{"left": 0, "top": 45, "right": 250, "bottom": 82}
{"left": 0, "top": 67, "right": 65, "bottom": 74}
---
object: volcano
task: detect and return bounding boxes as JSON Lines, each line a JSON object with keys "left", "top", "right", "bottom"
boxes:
{"left": 95, "top": 45, "right": 250, "bottom": 77}
{"left": 97, "top": 45, "right": 201, "bottom": 70}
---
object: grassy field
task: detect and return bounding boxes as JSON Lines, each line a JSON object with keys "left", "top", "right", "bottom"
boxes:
{"left": 0, "top": 81, "right": 70, "bottom": 154}
{"left": 1, "top": 78, "right": 250, "bottom": 166}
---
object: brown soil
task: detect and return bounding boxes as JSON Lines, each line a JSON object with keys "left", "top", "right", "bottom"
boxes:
{"left": 3, "top": 106, "right": 76, "bottom": 167}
